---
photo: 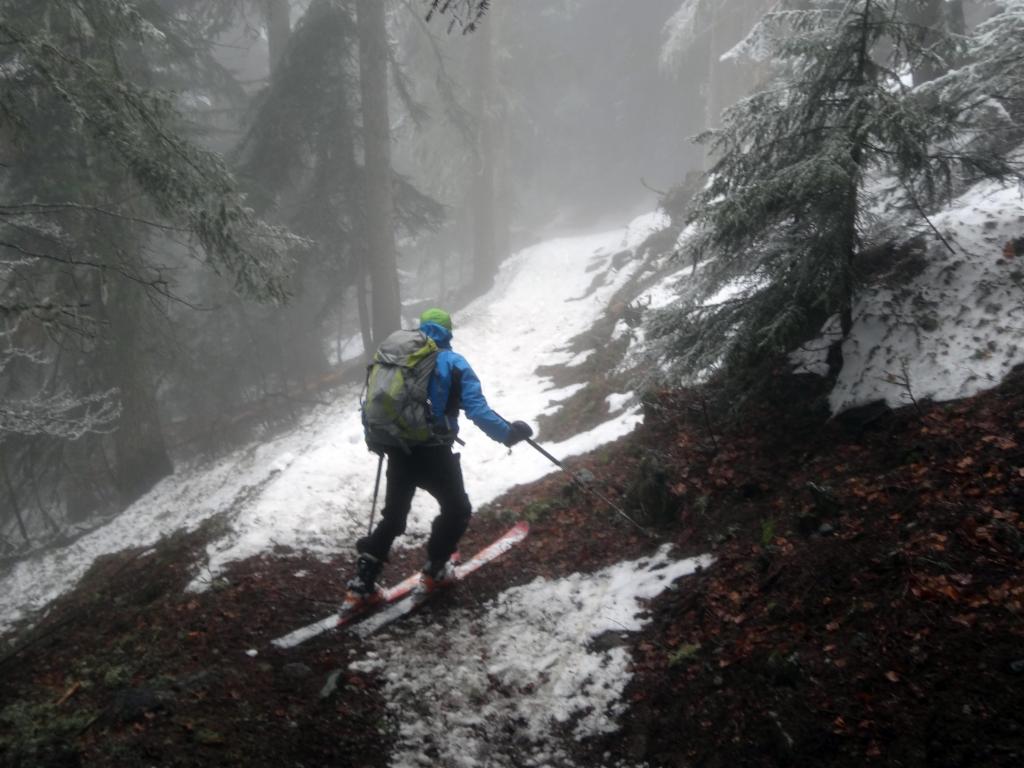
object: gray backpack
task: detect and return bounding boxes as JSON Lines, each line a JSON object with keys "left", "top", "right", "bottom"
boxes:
{"left": 361, "top": 329, "right": 439, "bottom": 451}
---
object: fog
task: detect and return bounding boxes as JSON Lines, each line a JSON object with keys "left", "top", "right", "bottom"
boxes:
{"left": 0, "top": 0, "right": 735, "bottom": 548}
{"left": 1, "top": 0, "right": 1009, "bottom": 552}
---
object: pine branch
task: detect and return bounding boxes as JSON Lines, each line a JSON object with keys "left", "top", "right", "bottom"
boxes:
{"left": 0, "top": 202, "right": 186, "bottom": 233}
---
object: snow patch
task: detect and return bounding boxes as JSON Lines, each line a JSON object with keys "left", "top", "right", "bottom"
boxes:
{"left": 793, "top": 178, "right": 1024, "bottom": 412}
{"left": 619, "top": 211, "right": 671, "bottom": 253}
{"left": 351, "top": 547, "right": 712, "bottom": 768}
{"left": 0, "top": 218, "right": 659, "bottom": 634}
{"left": 640, "top": 265, "right": 692, "bottom": 311}
{"left": 606, "top": 392, "right": 634, "bottom": 413}
{"left": 565, "top": 349, "right": 596, "bottom": 368}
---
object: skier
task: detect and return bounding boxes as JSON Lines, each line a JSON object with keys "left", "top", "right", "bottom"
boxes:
{"left": 345, "top": 307, "right": 533, "bottom": 605}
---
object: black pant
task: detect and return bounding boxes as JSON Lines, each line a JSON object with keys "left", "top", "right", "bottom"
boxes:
{"left": 359, "top": 445, "right": 472, "bottom": 565}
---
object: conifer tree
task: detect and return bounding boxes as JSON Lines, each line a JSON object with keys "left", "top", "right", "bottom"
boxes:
{"left": 358, "top": 0, "right": 402, "bottom": 344}
{"left": 922, "top": 0, "right": 1024, "bottom": 141}
{"left": 0, "top": 0, "right": 298, "bottom": 533}
{"left": 650, "top": 0, "right": 1016, "bottom": 393}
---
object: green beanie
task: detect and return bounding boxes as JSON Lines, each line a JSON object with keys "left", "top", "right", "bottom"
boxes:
{"left": 419, "top": 307, "right": 453, "bottom": 331}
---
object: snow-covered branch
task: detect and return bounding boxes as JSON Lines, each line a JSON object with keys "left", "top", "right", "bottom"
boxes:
{"left": 660, "top": 0, "right": 707, "bottom": 72}
{"left": 0, "top": 385, "right": 120, "bottom": 441}
{"left": 0, "top": 341, "right": 120, "bottom": 441}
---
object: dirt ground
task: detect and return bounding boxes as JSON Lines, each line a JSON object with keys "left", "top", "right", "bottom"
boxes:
{"left": 1, "top": 368, "right": 1021, "bottom": 767}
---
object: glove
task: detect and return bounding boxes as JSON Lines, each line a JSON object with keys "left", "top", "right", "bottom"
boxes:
{"left": 504, "top": 420, "right": 533, "bottom": 447}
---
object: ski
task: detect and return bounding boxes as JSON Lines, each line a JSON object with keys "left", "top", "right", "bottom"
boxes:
{"left": 352, "top": 520, "right": 529, "bottom": 638}
{"left": 270, "top": 521, "right": 528, "bottom": 649}
{"left": 270, "top": 568, "right": 424, "bottom": 649}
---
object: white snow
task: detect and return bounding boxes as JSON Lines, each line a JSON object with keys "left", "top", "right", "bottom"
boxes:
{"left": 1, "top": 211, "right": 707, "bottom": 767}
{"left": 564, "top": 349, "right": 596, "bottom": 368}
{"left": 606, "top": 392, "right": 634, "bottom": 413}
{"left": 793, "top": 178, "right": 1024, "bottom": 412}
{"left": 0, "top": 213, "right": 658, "bottom": 635}
{"left": 11, "top": 166, "right": 1015, "bottom": 764}
{"left": 638, "top": 264, "right": 692, "bottom": 311}
{"left": 350, "top": 547, "right": 712, "bottom": 768}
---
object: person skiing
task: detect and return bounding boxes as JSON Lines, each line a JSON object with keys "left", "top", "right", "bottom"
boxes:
{"left": 345, "top": 307, "right": 533, "bottom": 605}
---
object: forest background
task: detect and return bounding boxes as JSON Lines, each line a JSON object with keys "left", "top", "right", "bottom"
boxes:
{"left": 2, "top": 0, "right": 1021, "bottom": 560}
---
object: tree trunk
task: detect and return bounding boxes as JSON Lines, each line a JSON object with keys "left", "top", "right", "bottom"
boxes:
{"left": 470, "top": 15, "right": 498, "bottom": 292}
{"left": 357, "top": 0, "right": 401, "bottom": 344}
{"left": 356, "top": 251, "right": 373, "bottom": 359}
{"left": 839, "top": 0, "right": 873, "bottom": 346}
{"left": 25, "top": 445, "right": 60, "bottom": 534}
{"left": 101, "top": 276, "right": 174, "bottom": 507}
{"left": 1, "top": 454, "right": 30, "bottom": 543}
{"left": 263, "top": 0, "right": 291, "bottom": 76}
{"left": 279, "top": 245, "right": 331, "bottom": 390}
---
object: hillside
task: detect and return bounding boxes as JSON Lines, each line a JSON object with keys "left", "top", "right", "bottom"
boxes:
{"left": 2, "top": 179, "right": 1023, "bottom": 766}
{"left": 0, "top": 212, "right": 669, "bottom": 637}
{"left": 1, "top": 363, "right": 1020, "bottom": 767}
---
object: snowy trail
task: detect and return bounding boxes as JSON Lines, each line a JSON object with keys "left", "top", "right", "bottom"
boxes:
{"left": 0, "top": 212, "right": 667, "bottom": 636}
{"left": 350, "top": 548, "right": 713, "bottom": 768}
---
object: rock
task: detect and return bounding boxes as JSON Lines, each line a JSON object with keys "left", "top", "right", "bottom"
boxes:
{"left": 1009, "top": 659, "right": 1024, "bottom": 674}
{"left": 818, "top": 523, "right": 836, "bottom": 536}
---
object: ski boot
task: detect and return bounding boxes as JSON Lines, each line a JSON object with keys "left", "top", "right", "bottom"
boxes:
{"left": 342, "top": 552, "right": 384, "bottom": 610}
{"left": 418, "top": 557, "right": 458, "bottom": 593}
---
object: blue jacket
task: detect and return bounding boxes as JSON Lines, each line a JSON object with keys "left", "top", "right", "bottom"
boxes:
{"left": 420, "top": 321, "right": 511, "bottom": 445}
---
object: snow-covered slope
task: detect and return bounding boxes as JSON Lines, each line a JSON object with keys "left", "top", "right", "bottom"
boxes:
{"left": 643, "top": 175, "right": 1023, "bottom": 414}
{"left": 352, "top": 547, "right": 713, "bottom": 768}
{"left": 0, "top": 213, "right": 667, "bottom": 637}
{"left": 794, "top": 177, "right": 1024, "bottom": 412}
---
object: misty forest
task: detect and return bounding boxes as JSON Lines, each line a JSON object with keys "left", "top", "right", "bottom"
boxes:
{"left": 1, "top": 1, "right": 1023, "bottom": 766}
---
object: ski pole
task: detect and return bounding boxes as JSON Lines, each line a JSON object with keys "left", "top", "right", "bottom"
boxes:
{"left": 522, "top": 437, "right": 655, "bottom": 539}
{"left": 367, "top": 452, "right": 384, "bottom": 536}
